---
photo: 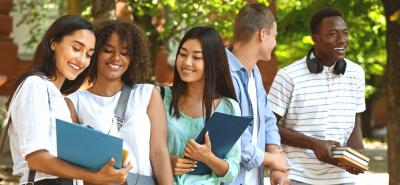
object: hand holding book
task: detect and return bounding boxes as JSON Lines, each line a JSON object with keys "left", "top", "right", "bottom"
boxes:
{"left": 311, "top": 138, "right": 340, "bottom": 165}
{"left": 332, "top": 146, "right": 369, "bottom": 174}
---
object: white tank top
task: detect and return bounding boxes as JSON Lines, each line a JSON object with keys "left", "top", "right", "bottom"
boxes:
{"left": 68, "top": 83, "right": 154, "bottom": 176}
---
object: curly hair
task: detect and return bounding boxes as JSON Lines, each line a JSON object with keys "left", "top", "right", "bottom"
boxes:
{"left": 90, "top": 19, "right": 151, "bottom": 86}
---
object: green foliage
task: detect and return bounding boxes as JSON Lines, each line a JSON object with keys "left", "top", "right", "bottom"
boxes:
{"left": 12, "top": 0, "right": 387, "bottom": 98}
{"left": 130, "top": 0, "right": 260, "bottom": 41}
{"left": 275, "top": 0, "right": 386, "bottom": 98}
{"left": 129, "top": 0, "right": 270, "bottom": 66}
{"left": 13, "top": 0, "right": 67, "bottom": 50}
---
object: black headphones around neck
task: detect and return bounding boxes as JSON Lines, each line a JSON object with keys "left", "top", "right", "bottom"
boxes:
{"left": 306, "top": 48, "right": 346, "bottom": 75}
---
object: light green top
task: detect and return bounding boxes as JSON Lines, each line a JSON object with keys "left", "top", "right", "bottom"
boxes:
{"left": 163, "top": 87, "right": 242, "bottom": 185}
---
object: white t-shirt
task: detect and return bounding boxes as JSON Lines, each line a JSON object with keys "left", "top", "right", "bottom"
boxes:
{"left": 68, "top": 83, "right": 154, "bottom": 176}
{"left": 8, "top": 76, "right": 73, "bottom": 184}
{"left": 244, "top": 72, "right": 260, "bottom": 185}
{"left": 268, "top": 55, "right": 366, "bottom": 184}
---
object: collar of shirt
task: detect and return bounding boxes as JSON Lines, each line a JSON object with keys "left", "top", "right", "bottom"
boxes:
{"left": 310, "top": 51, "right": 337, "bottom": 73}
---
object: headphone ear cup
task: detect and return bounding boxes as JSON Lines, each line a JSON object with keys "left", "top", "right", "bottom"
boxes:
{"left": 334, "top": 59, "right": 347, "bottom": 75}
{"left": 306, "top": 57, "right": 317, "bottom": 73}
{"left": 313, "top": 58, "right": 323, "bottom": 73}
{"left": 306, "top": 49, "right": 323, "bottom": 74}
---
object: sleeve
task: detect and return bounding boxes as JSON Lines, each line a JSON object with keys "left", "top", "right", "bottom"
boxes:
{"left": 355, "top": 67, "right": 366, "bottom": 113}
{"left": 212, "top": 101, "right": 241, "bottom": 183}
{"left": 213, "top": 138, "right": 241, "bottom": 183}
{"left": 136, "top": 83, "right": 155, "bottom": 109}
{"left": 268, "top": 70, "right": 294, "bottom": 117}
{"left": 230, "top": 74, "right": 265, "bottom": 171}
{"left": 10, "top": 76, "right": 52, "bottom": 158}
{"left": 264, "top": 101, "right": 280, "bottom": 145}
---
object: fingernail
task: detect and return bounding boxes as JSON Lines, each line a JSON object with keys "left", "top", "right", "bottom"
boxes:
{"left": 194, "top": 165, "right": 197, "bottom": 167}
{"left": 191, "top": 169, "right": 194, "bottom": 171}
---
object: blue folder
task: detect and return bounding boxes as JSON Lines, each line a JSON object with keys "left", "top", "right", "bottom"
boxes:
{"left": 188, "top": 112, "right": 253, "bottom": 175}
{"left": 56, "top": 119, "right": 123, "bottom": 170}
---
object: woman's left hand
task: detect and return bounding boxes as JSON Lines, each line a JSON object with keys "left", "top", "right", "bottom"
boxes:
{"left": 184, "top": 132, "right": 213, "bottom": 162}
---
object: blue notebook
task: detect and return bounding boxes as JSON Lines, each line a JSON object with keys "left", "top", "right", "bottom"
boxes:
{"left": 188, "top": 112, "right": 253, "bottom": 175}
{"left": 56, "top": 119, "right": 123, "bottom": 170}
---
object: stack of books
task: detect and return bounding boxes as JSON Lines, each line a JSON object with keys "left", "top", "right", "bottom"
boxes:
{"left": 332, "top": 146, "right": 369, "bottom": 171}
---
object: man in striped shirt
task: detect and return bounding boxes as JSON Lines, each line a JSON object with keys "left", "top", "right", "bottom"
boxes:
{"left": 268, "top": 8, "right": 366, "bottom": 185}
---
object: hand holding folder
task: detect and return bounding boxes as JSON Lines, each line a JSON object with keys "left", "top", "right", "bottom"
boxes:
{"left": 187, "top": 112, "right": 253, "bottom": 175}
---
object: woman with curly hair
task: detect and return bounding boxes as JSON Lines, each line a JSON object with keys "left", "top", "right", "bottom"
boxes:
{"left": 66, "top": 20, "right": 173, "bottom": 185}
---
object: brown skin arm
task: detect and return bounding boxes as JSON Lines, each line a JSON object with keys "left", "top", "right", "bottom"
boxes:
{"left": 275, "top": 113, "right": 340, "bottom": 165}
{"left": 339, "top": 113, "right": 365, "bottom": 174}
{"left": 65, "top": 98, "right": 79, "bottom": 123}
{"left": 26, "top": 150, "right": 132, "bottom": 184}
{"left": 346, "top": 113, "right": 365, "bottom": 153}
{"left": 147, "top": 87, "right": 174, "bottom": 185}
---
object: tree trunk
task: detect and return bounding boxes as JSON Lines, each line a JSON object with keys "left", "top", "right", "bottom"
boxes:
{"left": 382, "top": 1, "right": 400, "bottom": 184}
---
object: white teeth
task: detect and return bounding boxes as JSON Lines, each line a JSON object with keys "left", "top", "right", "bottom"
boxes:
{"left": 107, "top": 63, "right": 120, "bottom": 69}
{"left": 334, "top": 47, "right": 345, "bottom": 51}
{"left": 69, "top": 63, "right": 80, "bottom": 70}
{"left": 182, "top": 69, "right": 193, "bottom": 73}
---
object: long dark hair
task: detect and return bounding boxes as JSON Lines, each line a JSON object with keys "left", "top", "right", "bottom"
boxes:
{"left": 6, "top": 15, "right": 96, "bottom": 107}
{"left": 90, "top": 20, "right": 151, "bottom": 86}
{"left": 170, "top": 26, "right": 237, "bottom": 122}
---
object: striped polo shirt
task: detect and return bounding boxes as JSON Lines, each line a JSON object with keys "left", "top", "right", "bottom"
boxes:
{"left": 268, "top": 55, "right": 366, "bottom": 185}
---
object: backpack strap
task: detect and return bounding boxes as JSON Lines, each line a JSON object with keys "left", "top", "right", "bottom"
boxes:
{"left": 114, "top": 84, "right": 132, "bottom": 131}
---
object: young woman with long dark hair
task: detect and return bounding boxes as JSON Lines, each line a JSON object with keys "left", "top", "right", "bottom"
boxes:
{"left": 7, "top": 15, "right": 131, "bottom": 185}
{"left": 165, "top": 26, "right": 241, "bottom": 185}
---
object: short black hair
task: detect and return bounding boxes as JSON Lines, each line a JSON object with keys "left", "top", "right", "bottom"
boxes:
{"left": 310, "top": 8, "right": 344, "bottom": 34}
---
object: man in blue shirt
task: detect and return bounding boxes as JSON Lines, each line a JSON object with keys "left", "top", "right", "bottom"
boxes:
{"left": 224, "top": 3, "right": 290, "bottom": 185}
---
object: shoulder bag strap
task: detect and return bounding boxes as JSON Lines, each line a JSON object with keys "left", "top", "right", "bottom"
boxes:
{"left": 114, "top": 84, "right": 132, "bottom": 131}
{"left": 158, "top": 85, "right": 165, "bottom": 100}
{"left": 0, "top": 112, "right": 11, "bottom": 153}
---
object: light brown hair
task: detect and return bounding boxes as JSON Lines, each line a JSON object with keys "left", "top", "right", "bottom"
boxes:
{"left": 233, "top": 3, "right": 276, "bottom": 43}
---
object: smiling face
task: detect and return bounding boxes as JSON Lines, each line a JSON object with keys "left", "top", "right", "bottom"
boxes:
{"left": 313, "top": 16, "right": 349, "bottom": 65}
{"left": 96, "top": 32, "right": 130, "bottom": 82}
{"left": 176, "top": 39, "right": 205, "bottom": 85}
{"left": 52, "top": 29, "right": 95, "bottom": 82}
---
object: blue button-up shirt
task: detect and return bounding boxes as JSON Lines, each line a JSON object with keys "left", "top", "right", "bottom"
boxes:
{"left": 224, "top": 47, "right": 280, "bottom": 185}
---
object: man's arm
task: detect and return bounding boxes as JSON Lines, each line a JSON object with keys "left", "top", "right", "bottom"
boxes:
{"left": 239, "top": 127, "right": 265, "bottom": 171}
{"left": 340, "top": 113, "right": 365, "bottom": 175}
{"left": 275, "top": 114, "right": 340, "bottom": 165}
{"left": 230, "top": 74, "right": 266, "bottom": 171}
{"left": 346, "top": 113, "right": 365, "bottom": 153}
{"left": 263, "top": 109, "right": 288, "bottom": 172}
